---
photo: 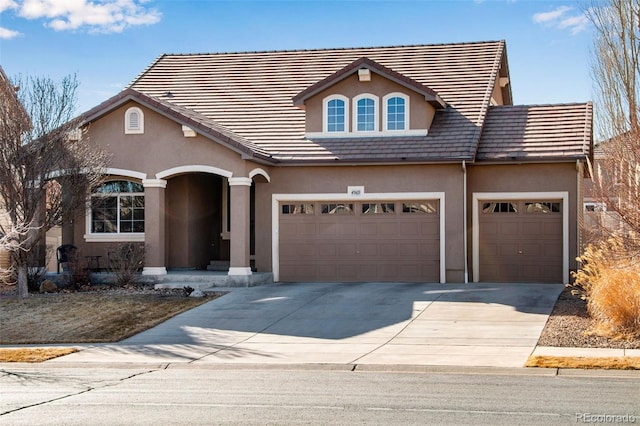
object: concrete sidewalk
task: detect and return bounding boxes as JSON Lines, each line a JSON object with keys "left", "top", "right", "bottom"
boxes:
{"left": 42, "top": 282, "right": 568, "bottom": 368}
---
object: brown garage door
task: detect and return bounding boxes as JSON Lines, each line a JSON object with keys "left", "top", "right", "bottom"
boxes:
{"left": 279, "top": 200, "right": 440, "bottom": 282}
{"left": 478, "top": 200, "right": 563, "bottom": 283}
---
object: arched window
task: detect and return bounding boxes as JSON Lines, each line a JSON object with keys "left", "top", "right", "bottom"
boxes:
{"left": 323, "top": 95, "right": 349, "bottom": 133}
{"left": 384, "top": 93, "right": 409, "bottom": 131}
{"left": 125, "top": 107, "right": 144, "bottom": 134}
{"left": 353, "top": 94, "right": 378, "bottom": 132}
{"left": 90, "top": 180, "right": 145, "bottom": 234}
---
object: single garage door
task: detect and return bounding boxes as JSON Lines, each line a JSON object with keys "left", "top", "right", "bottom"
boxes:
{"left": 279, "top": 200, "right": 440, "bottom": 282}
{"left": 478, "top": 200, "right": 563, "bottom": 282}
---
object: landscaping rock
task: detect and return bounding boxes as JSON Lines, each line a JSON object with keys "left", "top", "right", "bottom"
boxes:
{"left": 189, "top": 289, "right": 206, "bottom": 298}
{"left": 39, "top": 280, "right": 58, "bottom": 293}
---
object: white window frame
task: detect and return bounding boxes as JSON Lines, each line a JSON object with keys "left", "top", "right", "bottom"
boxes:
{"left": 125, "top": 106, "right": 144, "bottom": 134}
{"left": 383, "top": 92, "right": 410, "bottom": 131}
{"left": 353, "top": 93, "right": 379, "bottom": 133}
{"left": 84, "top": 181, "right": 145, "bottom": 242}
{"left": 322, "top": 94, "right": 349, "bottom": 134}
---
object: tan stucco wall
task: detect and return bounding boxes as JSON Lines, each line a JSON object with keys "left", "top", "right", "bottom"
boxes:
{"left": 254, "top": 163, "right": 466, "bottom": 283}
{"left": 73, "top": 101, "right": 258, "bottom": 269}
{"left": 87, "top": 102, "right": 250, "bottom": 177}
{"left": 304, "top": 74, "right": 435, "bottom": 133}
{"left": 467, "top": 162, "right": 581, "bottom": 281}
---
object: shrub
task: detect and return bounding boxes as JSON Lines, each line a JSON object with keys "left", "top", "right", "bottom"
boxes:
{"left": 108, "top": 243, "right": 145, "bottom": 287}
{"left": 573, "top": 237, "right": 640, "bottom": 338}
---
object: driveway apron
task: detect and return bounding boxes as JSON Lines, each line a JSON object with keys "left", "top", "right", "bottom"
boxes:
{"left": 48, "top": 282, "right": 564, "bottom": 368}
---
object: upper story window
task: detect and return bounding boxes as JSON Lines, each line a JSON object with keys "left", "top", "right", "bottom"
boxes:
{"left": 125, "top": 107, "right": 144, "bottom": 134}
{"left": 384, "top": 93, "right": 409, "bottom": 131}
{"left": 354, "top": 94, "right": 378, "bottom": 132}
{"left": 90, "top": 180, "right": 145, "bottom": 234}
{"left": 323, "top": 95, "right": 349, "bottom": 133}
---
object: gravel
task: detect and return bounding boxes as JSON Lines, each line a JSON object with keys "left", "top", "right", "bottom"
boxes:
{"left": 537, "top": 286, "right": 640, "bottom": 349}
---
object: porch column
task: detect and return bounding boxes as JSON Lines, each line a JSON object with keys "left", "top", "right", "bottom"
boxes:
{"left": 228, "top": 177, "right": 252, "bottom": 276}
{"left": 141, "top": 179, "right": 167, "bottom": 275}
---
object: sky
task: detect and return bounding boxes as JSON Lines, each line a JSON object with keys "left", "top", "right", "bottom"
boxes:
{"left": 0, "top": 0, "right": 595, "bottom": 114}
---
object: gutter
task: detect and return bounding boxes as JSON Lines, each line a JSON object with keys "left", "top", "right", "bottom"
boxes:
{"left": 463, "top": 160, "right": 469, "bottom": 284}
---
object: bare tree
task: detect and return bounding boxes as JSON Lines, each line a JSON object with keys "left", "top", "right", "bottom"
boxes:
{"left": 586, "top": 0, "right": 640, "bottom": 250}
{"left": 0, "top": 72, "right": 108, "bottom": 297}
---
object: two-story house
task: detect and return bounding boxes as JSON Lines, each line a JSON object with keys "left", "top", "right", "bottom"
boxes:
{"left": 67, "top": 40, "right": 592, "bottom": 284}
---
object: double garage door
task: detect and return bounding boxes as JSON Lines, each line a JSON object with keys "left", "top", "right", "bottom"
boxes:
{"left": 478, "top": 200, "right": 563, "bottom": 283}
{"left": 278, "top": 200, "right": 440, "bottom": 282}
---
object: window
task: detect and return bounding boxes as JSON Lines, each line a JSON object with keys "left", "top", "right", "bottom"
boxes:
{"left": 125, "top": 107, "right": 144, "bottom": 134}
{"left": 323, "top": 95, "right": 349, "bottom": 133}
{"left": 282, "top": 204, "right": 314, "bottom": 215}
{"left": 91, "top": 180, "right": 144, "bottom": 234}
{"left": 482, "top": 202, "right": 517, "bottom": 213}
{"left": 585, "top": 203, "right": 606, "bottom": 212}
{"left": 525, "top": 202, "right": 561, "bottom": 214}
{"left": 353, "top": 94, "right": 378, "bottom": 132}
{"left": 321, "top": 203, "right": 354, "bottom": 214}
{"left": 384, "top": 93, "right": 409, "bottom": 131}
{"left": 402, "top": 201, "right": 437, "bottom": 214}
{"left": 362, "top": 203, "right": 395, "bottom": 214}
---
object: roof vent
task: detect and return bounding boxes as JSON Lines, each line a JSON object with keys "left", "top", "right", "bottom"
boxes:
{"left": 358, "top": 68, "right": 371, "bottom": 82}
{"left": 165, "top": 91, "right": 174, "bottom": 98}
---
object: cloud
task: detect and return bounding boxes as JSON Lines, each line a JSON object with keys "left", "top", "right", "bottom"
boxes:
{"left": 0, "top": 26, "right": 21, "bottom": 39}
{"left": 533, "top": 5, "right": 589, "bottom": 34}
{"left": 2, "top": 0, "right": 161, "bottom": 34}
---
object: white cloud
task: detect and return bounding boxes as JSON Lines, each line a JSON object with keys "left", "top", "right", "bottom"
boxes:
{"left": 0, "top": 0, "right": 18, "bottom": 13}
{"left": 0, "top": 26, "right": 21, "bottom": 39}
{"left": 9, "top": 0, "right": 161, "bottom": 33}
{"left": 533, "top": 6, "right": 589, "bottom": 34}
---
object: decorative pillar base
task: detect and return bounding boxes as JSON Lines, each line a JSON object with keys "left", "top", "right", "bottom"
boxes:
{"left": 228, "top": 267, "right": 253, "bottom": 276}
{"left": 142, "top": 266, "right": 167, "bottom": 275}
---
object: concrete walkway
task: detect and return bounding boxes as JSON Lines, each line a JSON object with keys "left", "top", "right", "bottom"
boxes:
{"left": 45, "top": 282, "right": 566, "bottom": 368}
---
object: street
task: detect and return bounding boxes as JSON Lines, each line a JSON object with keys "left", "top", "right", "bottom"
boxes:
{"left": 1, "top": 365, "right": 638, "bottom": 425}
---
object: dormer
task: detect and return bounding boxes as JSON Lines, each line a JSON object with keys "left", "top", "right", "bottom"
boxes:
{"left": 293, "top": 57, "right": 446, "bottom": 138}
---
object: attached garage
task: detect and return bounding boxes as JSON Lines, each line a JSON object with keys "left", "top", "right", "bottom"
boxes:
{"left": 276, "top": 198, "right": 442, "bottom": 283}
{"left": 473, "top": 193, "right": 569, "bottom": 283}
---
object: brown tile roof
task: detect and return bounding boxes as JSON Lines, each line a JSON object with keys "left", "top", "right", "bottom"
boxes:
{"left": 127, "top": 41, "right": 507, "bottom": 162}
{"left": 476, "top": 103, "right": 593, "bottom": 161}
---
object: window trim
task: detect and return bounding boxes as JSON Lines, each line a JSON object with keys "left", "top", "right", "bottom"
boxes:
{"left": 125, "top": 106, "right": 144, "bottom": 135}
{"left": 84, "top": 180, "right": 145, "bottom": 242}
{"left": 383, "top": 92, "right": 410, "bottom": 131}
{"left": 353, "top": 93, "right": 379, "bottom": 133}
{"left": 322, "top": 95, "right": 349, "bottom": 134}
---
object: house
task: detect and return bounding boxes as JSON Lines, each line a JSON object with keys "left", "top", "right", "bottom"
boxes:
{"left": 68, "top": 40, "right": 592, "bottom": 284}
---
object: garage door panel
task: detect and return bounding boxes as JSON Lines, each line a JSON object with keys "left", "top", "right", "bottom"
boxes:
{"left": 279, "top": 200, "right": 440, "bottom": 282}
{"left": 479, "top": 199, "right": 562, "bottom": 283}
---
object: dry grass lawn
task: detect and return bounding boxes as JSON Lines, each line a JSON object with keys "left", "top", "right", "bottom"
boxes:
{"left": 526, "top": 355, "right": 640, "bottom": 370}
{"left": 0, "top": 348, "right": 78, "bottom": 363}
{"left": 0, "top": 291, "right": 216, "bottom": 345}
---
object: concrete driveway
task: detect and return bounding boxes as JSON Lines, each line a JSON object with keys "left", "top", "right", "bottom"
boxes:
{"left": 49, "top": 282, "right": 564, "bottom": 368}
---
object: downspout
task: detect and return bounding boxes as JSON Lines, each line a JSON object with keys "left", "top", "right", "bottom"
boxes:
{"left": 463, "top": 160, "right": 469, "bottom": 284}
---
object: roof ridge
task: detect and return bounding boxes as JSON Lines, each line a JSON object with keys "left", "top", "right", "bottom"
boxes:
{"left": 490, "top": 102, "right": 592, "bottom": 109}
{"left": 158, "top": 40, "right": 506, "bottom": 57}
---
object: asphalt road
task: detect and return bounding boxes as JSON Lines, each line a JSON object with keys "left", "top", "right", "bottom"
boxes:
{"left": 1, "top": 365, "right": 639, "bottom": 425}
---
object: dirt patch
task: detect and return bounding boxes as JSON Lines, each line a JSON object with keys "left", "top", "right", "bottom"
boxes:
{"left": 0, "top": 284, "right": 222, "bottom": 344}
{"left": 526, "top": 356, "right": 640, "bottom": 370}
{"left": 537, "top": 287, "right": 640, "bottom": 349}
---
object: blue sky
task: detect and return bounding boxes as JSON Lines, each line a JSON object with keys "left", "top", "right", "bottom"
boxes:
{"left": 0, "top": 0, "right": 594, "bottom": 114}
